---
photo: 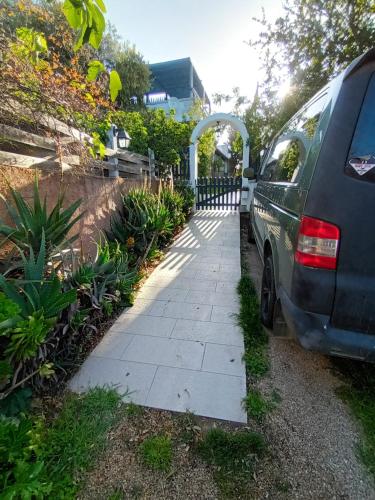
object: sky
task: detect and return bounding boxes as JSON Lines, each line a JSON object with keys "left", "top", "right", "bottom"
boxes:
{"left": 105, "top": 0, "right": 284, "bottom": 113}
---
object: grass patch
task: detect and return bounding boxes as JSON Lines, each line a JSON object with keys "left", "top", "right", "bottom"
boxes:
{"left": 139, "top": 435, "right": 172, "bottom": 471}
{"left": 237, "top": 275, "right": 269, "bottom": 378}
{"left": 40, "top": 387, "right": 124, "bottom": 497}
{"left": 334, "top": 359, "right": 375, "bottom": 480}
{"left": 244, "top": 389, "right": 274, "bottom": 421}
{"left": 197, "top": 428, "right": 266, "bottom": 497}
{"left": 125, "top": 402, "right": 144, "bottom": 418}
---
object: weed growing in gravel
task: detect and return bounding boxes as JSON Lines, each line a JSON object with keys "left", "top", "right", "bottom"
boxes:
{"left": 176, "top": 411, "right": 201, "bottom": 445}
{"left": 244, "top": 389, "right": 274, "bottom": 421}
{"left": 40, "top": 388, "right": 124, "bottom": 497}
{"left": 334, "top": 360, "right": 375, "bottom": 479}
{"left": 125, "top": 402, "right": 144, "bottom": 418}
{"left": 237, "top": 275, "right": 269, "bottom": 378}
{"left": 139, "top": 435, "right": 172, "bottom": 471}
{"left": 197, "top": 428, "right": 266, "bottom": 497}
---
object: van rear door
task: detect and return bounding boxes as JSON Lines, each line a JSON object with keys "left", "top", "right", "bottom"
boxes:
{"left": 331, "top": 72, "right": 375, "bottom": 334}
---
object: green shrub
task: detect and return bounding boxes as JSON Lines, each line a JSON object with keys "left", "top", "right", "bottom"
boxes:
{"left": 0, "top": 415, "right": 52, "bottom": 498}
{"left": 0, "top": 176, "right": 82, "bottom": 257}
{"left": 108, "top": 189, "right": 173, "bottom": 263}
{"left": 139, "top": 435, "right": 172, "bottom": 471}
{"left": 0, "top": 235, "right": 76, "bottom": 402}
{"left": 0, "top": 293, "right": 20, "bottom": 324}
{"left": 71, "top": 237, "right": 137, "bottom": 311}
{"left": 175, "top": 181, "right": 195, "bottom": 217}
{"left": 4, "top": 311, "right": 55, "bottom": 362}
{"left": 160, "top": 188, "right": 185, "bottom": 230}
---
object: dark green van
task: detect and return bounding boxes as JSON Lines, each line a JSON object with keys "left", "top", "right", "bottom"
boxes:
{"left": 247, "top": 49, "right": 375, "bottom": 362}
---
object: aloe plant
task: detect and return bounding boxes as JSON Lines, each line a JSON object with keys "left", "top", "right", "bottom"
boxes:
{"left": 0, "top": 176, "right": 83, "bottom": 257}
{"left": 0, "top": 233, "right": 77, "bottom": 329}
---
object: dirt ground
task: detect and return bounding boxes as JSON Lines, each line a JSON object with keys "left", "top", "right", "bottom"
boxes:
{"left": 240, "top": 215, "right": 375, "bottom": 500}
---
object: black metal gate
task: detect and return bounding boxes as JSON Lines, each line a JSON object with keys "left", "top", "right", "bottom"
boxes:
{"left": 196, "top": 176, "right": 242, "bottom": 210}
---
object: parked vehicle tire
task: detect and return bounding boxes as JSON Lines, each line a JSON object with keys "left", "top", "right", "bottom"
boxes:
{"left": 261, "top": 254, "right": 276, "bottom": 328}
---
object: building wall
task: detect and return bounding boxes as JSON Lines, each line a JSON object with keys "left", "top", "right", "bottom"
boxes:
{"left": 0, "top": 167, "right": 158, "bottom": 260}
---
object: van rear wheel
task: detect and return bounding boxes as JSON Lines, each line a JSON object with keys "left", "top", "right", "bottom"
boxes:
{"left": 261, "top": 254, "right": 276, "bottom": 328}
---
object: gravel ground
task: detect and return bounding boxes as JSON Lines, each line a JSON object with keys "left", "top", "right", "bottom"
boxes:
{"left": 80, "top": 409, "right": 221, "bottom": 500}
{"left": 241, "top": 216, "right": 375, "bottom": 500}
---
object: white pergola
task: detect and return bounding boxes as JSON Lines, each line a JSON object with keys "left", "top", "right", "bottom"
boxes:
{"left": 189, "top": 113, "right": 252, "bottom": 211}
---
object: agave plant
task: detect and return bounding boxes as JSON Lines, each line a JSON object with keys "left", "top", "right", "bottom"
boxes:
{"left": 0, "top": 233, "right": 77, "bottom": 329}
{"left": 108, "top": 189, "right": 173, "bottom": 261}
{"left": 71, "top": 237, "right": 136, "bottom": 309}
{"left": 0, "top": 176, "right": 83, "bottom": 257}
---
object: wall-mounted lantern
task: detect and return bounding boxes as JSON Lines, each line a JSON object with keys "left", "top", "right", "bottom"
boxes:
{"left": 116, "top": 128, "right": 131, "bottom": 149}
{"left": 106, "top": 125, "right": 131, "bottom": 151}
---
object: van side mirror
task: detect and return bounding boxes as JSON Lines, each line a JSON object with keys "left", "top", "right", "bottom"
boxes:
{"left": 243, "top": 167, "right": 256, "bottom": 180}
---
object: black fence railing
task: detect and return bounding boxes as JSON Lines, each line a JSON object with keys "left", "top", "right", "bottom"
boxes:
{"left": 196, "top": 176, "right": 242, "bottom": 210}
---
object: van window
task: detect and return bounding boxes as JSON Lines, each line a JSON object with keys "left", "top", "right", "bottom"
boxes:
{"left": 261, "top": 93, "right": 327, "bottom": 183}
{"left": 345, "top": 72, "right": 375, "bottom": 182}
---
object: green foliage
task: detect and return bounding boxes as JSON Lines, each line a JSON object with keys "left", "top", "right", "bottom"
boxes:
{"left": 237, "top": 275, "right": 269, "bottom": 378}
{"left": 197, "top": 428, "right": 265, "bottom": 496}
{"left": 0, "top": 234, "right": 77, "bottom": 324}
{"left": 71, "top": 237, "right": 136, "bottom": 310}
{"left": 247, "top": 0, "right": 375, "bottom": 148}
{"left": 125, "top": 402, "right": 144, "bottom": 418}
{"left": 39, "top": 387, "right": 123, "bottom": 497}
{"left": 230, "top": 130, "right": 243, "bottom": 165}
{"left": 62, "top": 0, "right": 106, "bottom": 51}
{"left": 108, "top": 189, "right": 173, "bottom": 262}
{"left": 0, "top": 388, "right": 32, "bottom": 418}
{"left": 243, "top": 389, "right": 273, "bottom": 421}
{"left": 159, "top": 188, "right": 185, "bottom": 230}
{"left": 144, "top": 109, "right": 192, "bottom": 170}
{"left": 15, "top": 26, "right": 48, "bottom": 65}
{"left": 174, "top": 181, "right": 195, "bottom": 218}
{"left": 198, "top": 128, "right": 216, "bottom": 177}
{"left": 109, "top": 111, "right": 149, "bottom": 154}
{"left": 0, "top": 293, "right": 20, "bottom": 325}
{"left": 114, "top": 43, "right": 151, "bottom": 110}
{"left": 4, "top": 311, "right": 55, "bottom": 362}
{"left": 334, "top": 360, "right": 375, "bottom": 479}
{"left": 109, "top": 69, "right": 122, "bottom": 103}
{"left": 86, "top": 59, "right": 105, "bottom": 81}
{"left": 0, "top": 388, "right": 123, "bottom": 499}
{"left": 0, "top": 414, "right": 52, "bottom": 498}
{"left": 0, "top": 176, "right": 83, "bottom": 257}
{"left": 139, "top": 435, "right": 172, "bottom": 471}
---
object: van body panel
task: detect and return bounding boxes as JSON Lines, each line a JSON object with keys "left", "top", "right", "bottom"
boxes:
{"left": 304, "top": 63, "right": 375, "bottom": 335}
{"left": 251, "top": 49, "right": 375, "bottom": 361}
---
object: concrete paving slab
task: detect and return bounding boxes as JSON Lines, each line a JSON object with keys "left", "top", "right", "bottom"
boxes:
{"left": 111, "top": 314, "right": 177, "bottom": 337}
{"left": 69, "top": 211, "right": 247, "bottom": 423}
{"left": 121, "top": 335, "right": 205, "bottom": 370}
{"left": 171, "top": 319, "right": 244, "bottom": 346}
{"left": 202, "top": 344, "right": 245, "bottom": 376}
{"left": 69, "top": 357, "right": 157, "bottom": 405}
{"left": 146, "top": 366, "right": 247, "bottom": 423}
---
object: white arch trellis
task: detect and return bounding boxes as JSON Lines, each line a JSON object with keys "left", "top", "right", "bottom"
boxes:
{"left": 189, "top": 113, "right": 252, "bottom": 210}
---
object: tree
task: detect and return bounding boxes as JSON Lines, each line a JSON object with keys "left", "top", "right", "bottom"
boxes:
{"left": 114, "top": 43, "right": 151, "bottom": 110}
{"left": 198, "top": 129, "right": 216, "bottom": 177}
{"left": 249, "top": 0, "right": 375, "bottom": 141}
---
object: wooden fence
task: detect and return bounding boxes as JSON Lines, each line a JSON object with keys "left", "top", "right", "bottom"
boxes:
{"left": 0, "top": 118, "right": 157, "bottom": 181}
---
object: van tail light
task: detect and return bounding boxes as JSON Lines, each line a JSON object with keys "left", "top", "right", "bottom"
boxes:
{"left": 295, "top": 216, "right": 340, "bottom": 270}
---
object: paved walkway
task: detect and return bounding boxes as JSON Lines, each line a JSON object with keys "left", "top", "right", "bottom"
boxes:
{"left": 70, "top": 211, "right": 247, "bottom": 423}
